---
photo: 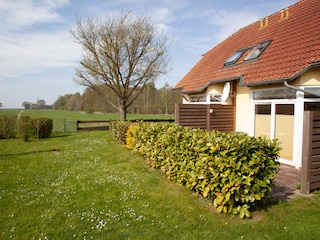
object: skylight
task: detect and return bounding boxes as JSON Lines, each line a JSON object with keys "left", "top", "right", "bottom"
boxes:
{"left": 224, "top": 50, "right": 245, "bottom": 66}
{"left": 244, "top": 40, "right": 271, "bottom": 61}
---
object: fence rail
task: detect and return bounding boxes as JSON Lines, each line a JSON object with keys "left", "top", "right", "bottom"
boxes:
{"left": 76, "top": 119, "right": 174, "bottom": 131}
{"left": 301, "top": 111, "right": 320, "bottom": 194}
{"left": 77, "top": 120, "right": 110, "bottom": 131}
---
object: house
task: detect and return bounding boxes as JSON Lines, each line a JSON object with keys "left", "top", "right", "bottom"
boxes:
{"left": 174, "top": 0, "right": 320, "bottom": 170}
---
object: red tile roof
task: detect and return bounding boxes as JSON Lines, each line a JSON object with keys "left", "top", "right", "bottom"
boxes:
{"left": 175, "top": 0, "right": 320, "bottom": 93}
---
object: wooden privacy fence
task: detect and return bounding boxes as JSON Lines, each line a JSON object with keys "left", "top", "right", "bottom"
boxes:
{"left": 77, "top": 119, "right": 174, "bottom": 131}
{"left": 175, "top": 104, "right": 234, "bottom": 132}
{"left": 301, "top": 111, "right": 320, "bottom": 194}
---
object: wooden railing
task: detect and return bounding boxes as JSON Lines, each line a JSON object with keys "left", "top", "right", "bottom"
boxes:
{"left": 301, "top": 111, "right": 320, "bottom": 194}
{"left": 76, "top": 120, "right": 110, "bottom": 131}
{"left": 76, "top": 119, "right": 174, "bottom": 131}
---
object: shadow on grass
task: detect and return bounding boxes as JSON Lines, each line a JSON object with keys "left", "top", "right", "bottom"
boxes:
{"left": 49, "top": 132, "right": 72, "bottom": 138}
{"left": 249, "top": 183, "right": 302, "bottom": 219}
{"left": 1, "top": 148, "right": 62, "bottom": 158}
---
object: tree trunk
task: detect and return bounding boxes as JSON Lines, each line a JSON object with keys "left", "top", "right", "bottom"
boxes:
{"left": 119, "top": 102, "right": 127, "bottom": 120}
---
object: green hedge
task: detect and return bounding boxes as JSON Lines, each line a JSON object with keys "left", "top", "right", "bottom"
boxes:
{"left": 0, "top": 114, "right": 17, "bottom": 139}
{"left": 0, "top": 115, "right": 53, "bottom": 140}
{"left": 29, "top": 117, "right": 53, "bottom": 139}
{"left": 19, "top": 116, "right": 31, "bottom": 141}
{"left": 111, "top": 121, "right": 281, "bottom": 218}
{"left": 109, "top": 121, "right": 131, "bottom": 144}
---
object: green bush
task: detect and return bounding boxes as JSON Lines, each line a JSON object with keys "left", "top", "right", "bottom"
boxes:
{"left": 29, "top": 117, "right": 53, "bottom": 138}
{"left": 109, "top": 121, "right": 132, "bottom": 144}
{"left": 112, "top": 122, "right": 281, "bottom": 218}
{"left": 18, "top": 116, "right": 31, "bottom": 142}
{"left": 0, "top": 114, "right": 17, "bottom": 139}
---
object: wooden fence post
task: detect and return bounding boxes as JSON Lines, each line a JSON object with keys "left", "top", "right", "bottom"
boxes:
{"left": 175, "top": 103, "right": 180, "bottom": 126}
{"left": 301, "top": 111, "right": 312, "bottom": 194}
{"left": 206, "top": 105, "right": 211, "bottom": 130}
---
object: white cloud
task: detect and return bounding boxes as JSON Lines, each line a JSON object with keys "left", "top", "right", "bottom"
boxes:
{"left": 0, "top": 0, "right": 69, "bottom": 30}
{"left": 151, "top": 7, "right": 172, "bottom": 23}
{"left": 0, "top": 0, "right": 78, "bottom": 81}
{"left": 205, "top": 7, "right": 260, "bottom": 42}
{"left": 0, "top": 30, "right": 80, "bottom": 80}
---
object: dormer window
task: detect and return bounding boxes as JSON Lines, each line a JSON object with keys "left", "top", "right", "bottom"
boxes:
{"left": 244, "top": 40, "right": 271, "bottom": 61}
{"left": 224, "top": 50, "right": 245, "bottom": 66}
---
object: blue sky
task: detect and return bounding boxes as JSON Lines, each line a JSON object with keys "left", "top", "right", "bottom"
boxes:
{"left": 0, "top": 0, "right": 296, "bottom": 108}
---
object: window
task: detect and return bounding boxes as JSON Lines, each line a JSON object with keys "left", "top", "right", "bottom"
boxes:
{"left": 276, "top": 104, "right": 294, "bottom": 115}
{"left": 244, "top": 40, "right": 271, "bottom": 61}
{"left": 189, "top": 95, "right": 207, "bottom": 102}
{"left": 253, "top": 88, "right": 296, "bottom": 100}
{"left": 255, "top": 104, "right": 271, "bottom": 114}
{"left": 188, "top": 94, "right": 226, "bottom": 104}
{"left": 305, "top": 102, "right": 320, "bottom": 111}
{"left": 224, "top": 50, "right": 245, "bottom": 66}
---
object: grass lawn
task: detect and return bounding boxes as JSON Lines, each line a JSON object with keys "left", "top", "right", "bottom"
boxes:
{"left": 1, "top": 131, "right": 320, "bottom": 239}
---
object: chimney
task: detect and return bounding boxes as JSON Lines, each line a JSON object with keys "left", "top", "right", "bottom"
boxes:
{"left": 280, "top": 8, "right": 289, "bottom": 21}
{"left": 260, "top": 17, "right": 269, "bottom": 28}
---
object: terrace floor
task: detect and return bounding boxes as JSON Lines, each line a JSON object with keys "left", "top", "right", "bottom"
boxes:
{"left": 272, "top": 163, "right": 302, "bottom": 201}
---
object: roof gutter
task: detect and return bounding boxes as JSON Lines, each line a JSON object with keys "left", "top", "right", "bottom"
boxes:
{"left": 175, "top": 76, "right": 242, "bottom": 95}
{"left": 284, "top": 81, "right": 320, "bottom": 97}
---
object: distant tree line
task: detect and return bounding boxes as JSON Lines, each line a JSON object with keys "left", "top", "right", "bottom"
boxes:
{"left": 53, "top": 82, "right": 182, "bottom": 114}
{"left": 22, "top": 100, "right": 53, "bottom": 110}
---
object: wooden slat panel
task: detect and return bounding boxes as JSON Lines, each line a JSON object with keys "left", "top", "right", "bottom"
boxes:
{"left": 310, "top": 182, "right": 320, "bottom": 190}
{"left": 179, "top": 116, "right": 206, "bottom": 119}
{"left": 313, "top": 121, "right": 320, "bottom": 127}
{"left": 311, "top": 141, "right": 320, "bottom": 149}
{"left": 312, "top": 149, "right": 320, "bottom": 155}
{"left": 301, "top": 111, "right": 314, "bottom": 194}
{"left": 310, "top": 168, "right": 320, "bottom": 176}
{"left": 311, "top": 161, "right": 320, "bottom": 168}
{"left": 175, "top": 104, "right": 234, "bottom": 132}
{"left": 312, "top": 128, "right": 320, "bottom": 134}
{"left": 179, "top": 121, "right": 206, "bottom": 125}
{"left": 310, "top": 175, "right": 320, "bottom": 183}
{"left": 313, "top": 112, "right": 320, "bottom": 118}
{"left": 302, "top": 111, "right": 320, "bottom": 194}
{"left": 312, "top": 135, "right": 320, "bottom": 141}
{"left": 310, "top": 156, "right": 320, "bottom": 163}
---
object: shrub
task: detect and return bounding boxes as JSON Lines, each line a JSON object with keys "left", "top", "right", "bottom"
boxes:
{"left": 29, "top": 117, "right": 53, "bottom": 138}
{"left": 0, "top": 114, "right": 17, "bottom": 139}
{"left": 109, "top": 121, "right": 132, "bottom": 144}
{"left": 126, "top": 124, "right": 140, "bottom": 149}
{"left": 18, "top": 116, "right": 31, "bottom": 142}
{"left": 113, "top": 122, "right": 281, "bottom": 218}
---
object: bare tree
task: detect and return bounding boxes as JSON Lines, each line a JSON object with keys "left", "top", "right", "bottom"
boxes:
{"left": 70, "top": 11, "right": 171, "bottom": 120}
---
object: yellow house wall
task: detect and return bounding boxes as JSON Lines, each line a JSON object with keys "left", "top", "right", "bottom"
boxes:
{"left": 182, "top": 97, "right": 188, "bottom": 104}
{"left": 207, "top": 84, "right": 223, "bottom": 94}
{"left": 235, "top": 85, "right": 251, "bottom": 133}
{"left": 292, "top": 68, "right": 320, "bottom": 86}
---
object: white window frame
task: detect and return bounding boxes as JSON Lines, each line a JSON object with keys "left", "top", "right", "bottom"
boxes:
{"left": 250, "top": 87, "right": 303, "bottom": 168}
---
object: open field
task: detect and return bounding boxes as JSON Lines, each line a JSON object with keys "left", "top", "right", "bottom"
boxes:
{"left": 0, "top": 109, "right": 173, "bottom": 132}
{"left": 1, "top": 131, "right": 320, "bottom": 239}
